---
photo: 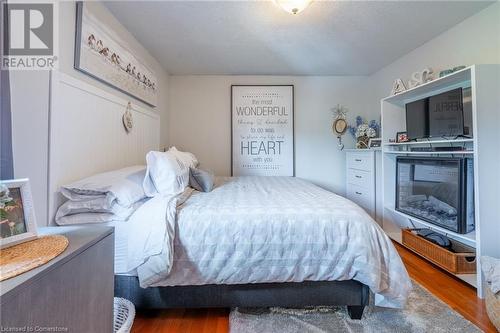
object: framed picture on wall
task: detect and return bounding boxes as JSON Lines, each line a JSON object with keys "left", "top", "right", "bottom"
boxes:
{"left": 231, "top": 85, "right": 295, "bottom": 176}
{"left": 74, "top": 2, "right": 158, "bottom": 107}
{"left": 0, "top": 179, "right": 38, "bottom": 249}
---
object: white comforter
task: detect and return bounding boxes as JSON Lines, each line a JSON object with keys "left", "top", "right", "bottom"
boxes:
{"left": 130, "top": 176, "right": 411, "bottom": 308}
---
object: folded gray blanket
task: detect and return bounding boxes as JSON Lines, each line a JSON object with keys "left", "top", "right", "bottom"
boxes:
{"left": 60, "top": 165, "right": 147, "bottom": 207}
{"left": 56, "top": 165, "right": 147, "bottom": 225}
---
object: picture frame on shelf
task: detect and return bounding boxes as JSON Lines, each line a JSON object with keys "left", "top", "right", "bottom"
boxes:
{"left": 0, "top": 179, "right": 38, "bottom": 249}
{"left": 396, "top": 131, "right": 409, "bottom": 143}
{"left": 368, "top": 138, "right": 382, "bottom": 149}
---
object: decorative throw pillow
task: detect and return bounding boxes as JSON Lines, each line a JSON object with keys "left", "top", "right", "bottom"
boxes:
{"left": 143, "top": 151, "right": 190, "bottom": 197}
{"left": 168, "top": 147, "right": 198, "bottom": 169}
{"left": 189, "top": 167, "right": 215, "bottom": 192}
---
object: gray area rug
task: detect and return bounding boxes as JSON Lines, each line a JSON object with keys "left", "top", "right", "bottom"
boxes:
{"left": 229, "top": 282, "right": 480, "bottom": 333}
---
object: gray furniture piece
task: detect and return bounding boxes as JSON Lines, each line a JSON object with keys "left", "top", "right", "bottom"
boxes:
{"left": 115, "top": 276, "right": 369, "bottom": 319}
{"left": 0, "top": 226, "right": 114, "bottom": 332}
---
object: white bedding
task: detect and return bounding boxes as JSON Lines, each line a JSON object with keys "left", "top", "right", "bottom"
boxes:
{"left": 102, "top": 220, "right": 135, "bottom": 274}
{"left": 118, "top": 192, "right": 191, "bottom": 273}
{"left": 128, "top": 176, "right": 411, "bottom": 308}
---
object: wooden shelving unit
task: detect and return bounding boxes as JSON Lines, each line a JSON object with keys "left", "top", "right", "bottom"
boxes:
{"left": 384, "top": 138, "right": 474, "bottom": 146}
{"left": 385, "top": 207, "right": 476, "bottom": 244}
{"left": 380, "top": 65, "right": 500, "bottom": 297}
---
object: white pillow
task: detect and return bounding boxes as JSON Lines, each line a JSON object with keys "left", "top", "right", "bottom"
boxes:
{"left": 168, "top": 147, "right": 198, "bottom": 169}
{"left": 60, "top": 165, "right": 147, "bottom": 207}
{"left": 143, "top": 151, "right": 190, "bottom": 197}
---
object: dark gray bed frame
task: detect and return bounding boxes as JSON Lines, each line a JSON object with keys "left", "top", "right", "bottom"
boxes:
{"left": 114, "top": 276, "right": 369, "bottom": 320}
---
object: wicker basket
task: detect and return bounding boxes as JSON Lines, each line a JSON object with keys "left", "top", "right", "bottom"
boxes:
{"left": 114, "top": 297, "right": 136, "bottom": 333}
{"left": 485, "top": 285, "right": 500, "bottom": 331}
{"left": 402, "top": 229, "right": 476, "bottom": 274}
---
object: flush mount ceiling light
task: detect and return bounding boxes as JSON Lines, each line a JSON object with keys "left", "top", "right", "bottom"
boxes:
{"left": 273, "top": 0, "right": 313, "bottom": 15}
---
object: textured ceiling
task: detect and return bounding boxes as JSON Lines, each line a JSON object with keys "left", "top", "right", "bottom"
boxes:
{"left": 104, "top": 1, "right": 493, "bottom": 75}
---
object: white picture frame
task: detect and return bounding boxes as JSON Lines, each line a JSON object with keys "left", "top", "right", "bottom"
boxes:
{"left": 74, "top": 2, "right": 158, "bottom": 107}
{"left": 231, "top": 85, "right": 295, "bottom": 176}
{"left": 368, "top": 138, "right": 382, "bottom": 149}
{"left": 0, "top": 179, "right": 38, "bottom": 249}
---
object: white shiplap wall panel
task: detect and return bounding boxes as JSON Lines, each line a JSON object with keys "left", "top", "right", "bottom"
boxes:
{"left": 48, "top": 72, "right": 160, "bottom": 224}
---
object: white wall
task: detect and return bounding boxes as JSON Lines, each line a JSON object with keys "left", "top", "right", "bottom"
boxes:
{"left": 10, "top": 1, "right": 169, "bottom": 225}
{"left": 367, "top": 2, "right": 500, "bottom": 110}
{"left": 10, "top": 71, "right": 50, "bottom": 228}
{"left": 168, "top": 76, "right": 371, "bottom": 194}
{"left": 57, "top": 1, "right": 170, "bottom": 147}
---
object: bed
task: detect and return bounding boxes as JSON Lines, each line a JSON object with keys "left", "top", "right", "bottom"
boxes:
{"left": 49, "top": 75, "right": 409, "bottom": 320}
{"left": 112, "top": 176, "right": 411, "bottom": 319}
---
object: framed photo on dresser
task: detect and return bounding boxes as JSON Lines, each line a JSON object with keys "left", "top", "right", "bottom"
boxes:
{"left": 0, "top": 179, "right": 37, "bottom": 249}
{"left": 368, "top": 138, "right": 382, "bottom": 148}
{"left": 231, "top": 85, "right": 295, "bottom": 177}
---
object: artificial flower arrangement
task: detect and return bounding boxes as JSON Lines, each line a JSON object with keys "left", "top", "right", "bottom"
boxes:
{"left": 348, "top": 116, "right": 380, "bottom": 149}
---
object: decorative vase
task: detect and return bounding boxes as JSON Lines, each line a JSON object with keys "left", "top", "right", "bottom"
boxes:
{"left": 356, "top": 135, "right": 369, "bottom": 149}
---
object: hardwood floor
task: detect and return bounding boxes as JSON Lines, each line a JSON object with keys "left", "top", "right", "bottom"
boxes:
{"left": 131, "top": 308, "right": 229, "bottom": 333}
{"left": 131, "top": 242, "right": 496, "bottom": 333}
{"left": 394, "top": 242, "right": 496, "bottom": 333}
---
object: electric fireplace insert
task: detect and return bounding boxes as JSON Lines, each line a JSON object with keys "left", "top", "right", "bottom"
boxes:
{"left": 396, "top": 157, "right": 474, "bottom": 234}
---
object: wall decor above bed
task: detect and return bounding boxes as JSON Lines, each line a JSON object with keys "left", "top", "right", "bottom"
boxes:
{"left": 74, "top": 2, "right": 158, "bottom": 107}
{"left": 231, "top": 85, "right": 294, "bottom": 176}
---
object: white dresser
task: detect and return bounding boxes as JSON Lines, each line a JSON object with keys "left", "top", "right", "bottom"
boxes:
{"left": 345, "top": 149, "right": 381, "bottom": 222}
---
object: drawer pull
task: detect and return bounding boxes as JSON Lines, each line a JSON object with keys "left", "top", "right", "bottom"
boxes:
{"left": 355, "top": 175, "right": 362, "bottom": 178}
{"left": 355, "top": 191, "right": 362, "bottom": 195}
{"left": 355, "top": 159, "right": 362, "bottom": 162}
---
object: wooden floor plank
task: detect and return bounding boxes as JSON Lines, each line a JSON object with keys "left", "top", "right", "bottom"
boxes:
{"left": 131, "top": 243, "right": 496, "bottom": 332}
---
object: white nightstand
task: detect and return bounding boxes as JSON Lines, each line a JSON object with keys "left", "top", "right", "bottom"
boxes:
{"left": 345, "top": 149, "right": 381, "bottom": 223}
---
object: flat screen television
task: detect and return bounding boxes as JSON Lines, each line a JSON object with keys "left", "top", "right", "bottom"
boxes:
{"left": 462, "top": 87, "right": 473, "bottom": 136}
{"left": 406, "top": 98, "right": 429, "bottom": 140}
{"left": 428, "top": 88, "right": 464, "bottom": 138}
